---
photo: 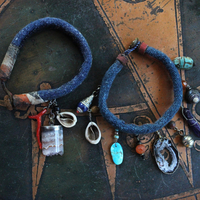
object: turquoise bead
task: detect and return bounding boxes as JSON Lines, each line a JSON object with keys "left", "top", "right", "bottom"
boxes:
{"left": 173, "top": 56, "right": 194, "bottom": 70}
{"left": 114, "top": 135, "right": 119, "bottom": 139}
{"left": 110, "top": 143, "right": 123, "bottom": 165}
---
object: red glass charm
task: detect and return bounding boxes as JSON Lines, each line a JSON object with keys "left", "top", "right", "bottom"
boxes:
{"left": 182, "top": 80, "right": 188, "bottom": 90}
{"left": 136, "top": 144, "right": 146, "bottom": 155}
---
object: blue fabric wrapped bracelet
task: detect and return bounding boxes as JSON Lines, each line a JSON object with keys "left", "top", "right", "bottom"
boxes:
{"left": 0, "top": 17, "right": 92, "bottom": 109}
{"left": 98, "top": 39, "right": 183, "bottom": 135}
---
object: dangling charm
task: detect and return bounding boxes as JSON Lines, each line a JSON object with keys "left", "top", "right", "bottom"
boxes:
{"left": 29, "top": 99, "right": 78, "bottom": 156}
{"left": 153, "top": 131, "right": 179, "bottom": 174}
{"left": 182, "top": 107, "right": 200, "bottom": 137}
{"left": 77, "top": 94, "right": 94, "bottom": 113}
{"left": 182, "top": 80, "right": 200, "bottom": 104}
{"left": 110, "top": 129, "right": 123, "bottom": 165}
{"left": 77, "top": 86, "right": 101, "bottom": 113}
{"left": 135, "top": 136, "right": 146, "bottom": 159}
{"left": 85, "top": 111, "right": 101, "bottom": 144}
{"left": 173, "top": 56, "right": 194, "bottom": 70}
{"left": 41, "top": 101, "right": 64, "bottom": 156}
{"left": 77, "top": 86, "right": 102, "bottom": 144}
{"left": 167, "top": 120, "right": 194, "bottom": 148}
{"left": 57, "top": 112, "right": 77, "bottom": 128}
{"left": 28, "top": 108, "right": 47, "bottom": 150}
{"left": 49, "top": 99, "right": 77, "bottom": 128}
{"left": 41, "top": 125, "right": 64, "bottom": 156}
{"left": 28, "top": 101, "right": 64, "bottom": 156}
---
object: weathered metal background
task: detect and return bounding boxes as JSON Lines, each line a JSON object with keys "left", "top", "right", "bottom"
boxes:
{"left": 0, "top": 0, "right": 200, "bottom": 199}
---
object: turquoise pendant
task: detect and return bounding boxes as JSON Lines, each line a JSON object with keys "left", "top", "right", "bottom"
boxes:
{"left": 110, "top": 142, "right": 123, "bottom": 165}
{"left": 173, "top": 56, "right": 194, "bottom": 70}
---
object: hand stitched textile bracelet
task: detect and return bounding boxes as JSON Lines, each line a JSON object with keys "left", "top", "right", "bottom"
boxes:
{"left": 0, "top": 17, "right": 92, "bottom": 109}
{"left": 98, "top": 40, "right": 183, "bottom": 135}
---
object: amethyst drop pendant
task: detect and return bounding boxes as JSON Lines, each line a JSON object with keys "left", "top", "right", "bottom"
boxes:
{"left": 182, "top": 107, "right": 200, "bottom": 137}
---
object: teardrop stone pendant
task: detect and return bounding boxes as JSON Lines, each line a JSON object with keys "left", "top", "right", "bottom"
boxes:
{"left": 110, "top": 143, "right": 123, "bottom": 165}
{"left": 110, "top": 129, "right": 123, "bottom": 165}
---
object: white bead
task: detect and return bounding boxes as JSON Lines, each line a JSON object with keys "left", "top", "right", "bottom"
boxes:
{"left": 193, "top": 97, "right": 199, "bottom": 103}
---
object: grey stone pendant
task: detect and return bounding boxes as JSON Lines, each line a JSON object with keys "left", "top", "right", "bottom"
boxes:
{"left": 41, "top": 125, "right": 64, "bottom": 156}
{"left": 153, "top": 132, "right": 179, "bottom": 174}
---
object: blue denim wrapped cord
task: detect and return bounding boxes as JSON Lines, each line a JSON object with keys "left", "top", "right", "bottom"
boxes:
{"left": 0, "top": 17, "right": 92, "bottom": 107}
{"left": 98, "top": 44, "right": 183, "bottom": 135}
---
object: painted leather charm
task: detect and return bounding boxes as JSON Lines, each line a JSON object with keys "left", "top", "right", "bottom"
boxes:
{"left": 85, "top": 121, "right": 101, "bottom": 144}
{"left": 173, "top": 56, "right": 194, "bottom": 70}
{"left": 110, "top": 143, "right": 123, "bottom": 165}
{"left": 56, "top": 112, "right": 77, "bottom": 128}
{"left": 154, "top": 135, "right": 179, "bottom": 174}
{"left": 77, "top": 94, "right": 94, "bottom": 113}
{"left": 41, "top": 125, "right": 64, "bottom": 156}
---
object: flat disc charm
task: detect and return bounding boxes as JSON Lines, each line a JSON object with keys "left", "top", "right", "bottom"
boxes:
{"left": 110, "top": 142, "right": 123, "bottom": 165}
{"left": 154, "top": 138, "right": 179, "bottom": 174}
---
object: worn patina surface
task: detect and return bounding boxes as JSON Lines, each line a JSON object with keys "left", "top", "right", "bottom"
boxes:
{"left": 1, "top": 0, "right": 200, "bottom": 199}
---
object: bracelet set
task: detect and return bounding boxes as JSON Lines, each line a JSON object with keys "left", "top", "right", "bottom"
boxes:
{"left": 1, "top": 17, "right": 198, "bottom": 174}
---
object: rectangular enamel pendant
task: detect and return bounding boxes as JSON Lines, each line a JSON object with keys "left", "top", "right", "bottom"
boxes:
{"left": 41, "top": 125, "right": 64, "bottom": 156}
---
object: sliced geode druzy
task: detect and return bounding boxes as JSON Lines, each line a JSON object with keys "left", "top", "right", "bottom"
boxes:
{"left": 153, "top": 138, "right": 179, "bottom": 174}
{"left": 110, "top": 142, "right": 123, "bottom": 165}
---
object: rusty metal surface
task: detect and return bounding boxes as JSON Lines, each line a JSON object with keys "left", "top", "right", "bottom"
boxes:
{"left": 1, "top": 0, "right": 200, "bottom": 199}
